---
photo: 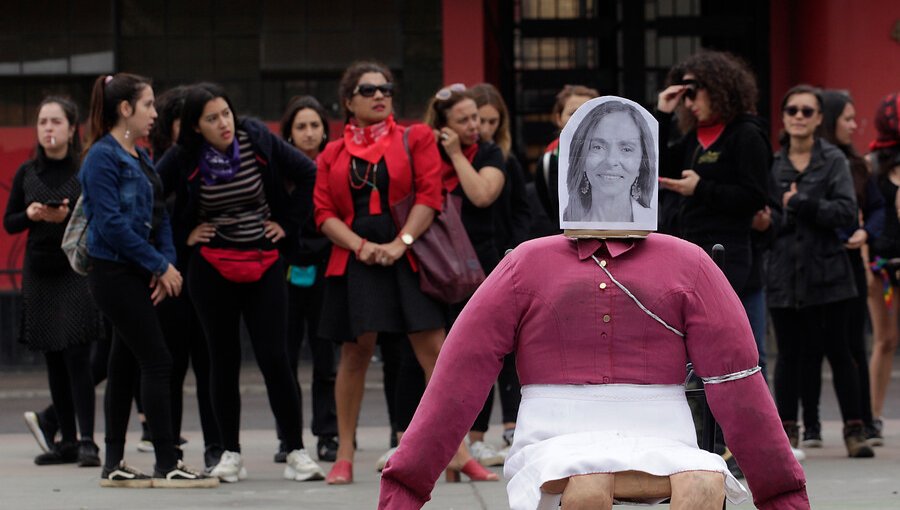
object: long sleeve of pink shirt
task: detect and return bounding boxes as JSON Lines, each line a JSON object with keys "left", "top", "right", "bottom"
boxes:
{"left": 379, "top": 234, "right": 807, "bottom": 509}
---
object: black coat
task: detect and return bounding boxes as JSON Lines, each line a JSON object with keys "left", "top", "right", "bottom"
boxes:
{"left": 156, "top": 118, "right": 317, "bottom": 265}
{"left": 657, "top": 112, "right": 771, "bottom": 294}
{"left": 767, "top": 138, "right": 858, "bottom": 308}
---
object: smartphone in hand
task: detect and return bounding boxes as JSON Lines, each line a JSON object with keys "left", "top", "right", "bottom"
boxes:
{"left": 44, "top": 200, "right": 64, "bottom": 208}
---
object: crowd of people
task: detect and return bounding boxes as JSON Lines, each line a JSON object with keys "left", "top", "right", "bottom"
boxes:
{"left": 3, "top": 51, "right": 897, "bottom": 498}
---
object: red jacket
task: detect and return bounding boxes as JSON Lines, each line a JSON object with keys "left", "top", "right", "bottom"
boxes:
{"left": 314, "top": 123, "right": 444, "bottom": 277}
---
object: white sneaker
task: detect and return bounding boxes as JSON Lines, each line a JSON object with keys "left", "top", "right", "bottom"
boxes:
{"left": 470, "top": 441, "right": 505, "bottom": 467}
{"left": 284, "top": 449, "right": 326, "bottom": 481}
{"left": 375, "top": 447, "right": 397, "bottom": 472}
{"left": 791, "top": 447, "right": 806, "bottom": 463}
{"left": 209, "top": 450, "right": 248, "bottom": 483}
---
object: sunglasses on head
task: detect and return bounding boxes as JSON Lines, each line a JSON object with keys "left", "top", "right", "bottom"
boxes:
{"left": 353, "top": 83, "right": 394, "bottom": 98}
{"left": 678, "top": 79, "right": 702, "bottom": 101}
{"left": 783, "top": 105, "right": 818, "bottom": 119}
{"left": 435, "top": 83, "right": 466, "bottom": 101}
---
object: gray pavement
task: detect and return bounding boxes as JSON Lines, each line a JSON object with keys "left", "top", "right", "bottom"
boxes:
{"left": 1, "top": 363, "right": 899, "bottom": 509}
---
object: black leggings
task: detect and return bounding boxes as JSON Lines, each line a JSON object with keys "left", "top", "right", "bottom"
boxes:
{"left": 471, "top": 353, "right": 521, "bottom": 432}
{"left": 771, "top": 299, "right": 863, "bottom": 425}
{"left": 284, "top": 278, "right": 337, "bottom": 440}
{"left": 87, "top": 258, "right": 177, "bottom": 471}
{"left": 188, "top": 254, "right": 302, "bottom": 452}
{"left": 44, "top": 343, "right": 95, "bottom": 443}
{"left": 800, "top": 251, "right": 874, "bottom": 427}
{"left": 156, "top": 289, "right": 220, "bottom": 447}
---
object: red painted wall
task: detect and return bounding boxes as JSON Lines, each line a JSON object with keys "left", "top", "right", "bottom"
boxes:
{"left": 0, "top": 127, "right": 33, "bottom": 291}
{"left": 770, "top": 0, "right": 900, "bottom": 151}
{"left": 442, "top": 0, "right": 486, "bottom": 85}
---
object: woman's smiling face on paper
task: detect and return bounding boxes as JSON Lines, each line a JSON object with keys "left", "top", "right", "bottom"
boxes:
{"left": 583, "top": 111, "right": 643, "bottom": 199}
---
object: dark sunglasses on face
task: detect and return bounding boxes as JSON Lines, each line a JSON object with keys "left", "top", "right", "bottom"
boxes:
{"left": 678, "top": 79, "right": 702, "bottom": 101}
{"left": 353, "top": 83, "right": 394, "bottom": 98}
{"left": 783, "top": 105, "right": 818, "bottom": 119}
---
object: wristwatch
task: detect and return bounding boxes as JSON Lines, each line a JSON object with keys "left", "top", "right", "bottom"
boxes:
{"left": 400, "top": 232, "right": 415, "bottom": 246}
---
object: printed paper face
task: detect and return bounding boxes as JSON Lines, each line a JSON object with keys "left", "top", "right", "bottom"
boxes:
{"left": 558, "top": 96, "right": 659, "bottom": 232}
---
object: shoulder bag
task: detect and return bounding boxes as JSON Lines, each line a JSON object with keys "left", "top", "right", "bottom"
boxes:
{"left": 390, "top": 128, "right": 485, "bottom": 304}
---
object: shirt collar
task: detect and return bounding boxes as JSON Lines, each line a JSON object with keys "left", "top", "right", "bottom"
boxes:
{"left": 575, "top": 238, "right": 635, "bottom": 260}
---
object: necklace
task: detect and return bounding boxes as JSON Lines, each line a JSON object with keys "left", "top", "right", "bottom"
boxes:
{"left": 350, "top": 159, "right": 378, "bottom": 190}
{"left": 350, "top": 158, "right": 383, "bottom": 215}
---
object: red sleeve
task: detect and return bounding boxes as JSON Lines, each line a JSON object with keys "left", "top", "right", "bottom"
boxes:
{"left": 406, "top": 124, "right": 444, "bottom": 211}
{"left": 313, "top": 141, "right": 340, "bottom": 229}
{"left": 683, "top": 248, "right": 808, "bottom": 508}
{"left": 379, "top": 255, "right": 520, "bottom": 508}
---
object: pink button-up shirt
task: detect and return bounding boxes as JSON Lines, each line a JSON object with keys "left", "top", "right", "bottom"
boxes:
{"left": 379, "top": 234, "right": 808, "bottom": 509}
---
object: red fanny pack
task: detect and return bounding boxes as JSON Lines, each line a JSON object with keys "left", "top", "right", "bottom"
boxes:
{"left": 199, "top": 247, "right": 279, "bottom": 283}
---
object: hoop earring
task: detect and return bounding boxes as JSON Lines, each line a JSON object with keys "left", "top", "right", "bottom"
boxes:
{"left": 580, "top": 172, "right": 591, "bottom": 195}
{"left": 322, "top": 133, "right": 328, "bottom": 141}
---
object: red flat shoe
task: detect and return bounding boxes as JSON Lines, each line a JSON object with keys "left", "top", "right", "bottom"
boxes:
{"left": 446, "top": 459, "right": 499, "bottom": 482}
{"left": 326, "top": 459, "right": 353, "bottom": 484}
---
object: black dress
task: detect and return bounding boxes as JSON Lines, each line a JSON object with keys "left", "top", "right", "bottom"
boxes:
{"left": 3, "top": 155, "right": 101, "bottom": 352}
{"left": 319, "top": 157, "right": 446, "bottom": 341}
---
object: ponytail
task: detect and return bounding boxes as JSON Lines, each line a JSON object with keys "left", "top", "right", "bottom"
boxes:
{"left": 84, "top": 73, "right": 152, "bottom": 155}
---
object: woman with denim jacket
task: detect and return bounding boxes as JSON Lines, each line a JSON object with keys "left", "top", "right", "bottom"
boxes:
{"left": 80, "top": 73, "right": 215, "bottom": 487}
{"left": 156, "top": 82, "right": 323, "bottom": 484}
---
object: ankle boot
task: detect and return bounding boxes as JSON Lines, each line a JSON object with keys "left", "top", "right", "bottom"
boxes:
{"left": 843, "top": 423, "right": 875, "bottom": 458}
{"left": 783, "top": 422, "right": 800, "bottom": 449}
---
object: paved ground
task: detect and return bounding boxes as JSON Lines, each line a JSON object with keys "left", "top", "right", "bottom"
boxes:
{"left": 1, "top": 362, "right": 898, "bottom": 509}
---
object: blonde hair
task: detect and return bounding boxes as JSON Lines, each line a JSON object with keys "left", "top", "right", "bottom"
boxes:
{"left": 469, "top": 83, "right": 512, "bottom": 158}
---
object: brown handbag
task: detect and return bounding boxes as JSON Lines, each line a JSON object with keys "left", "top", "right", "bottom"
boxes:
{"left": 390, "top": 128, "right": 485, "bottom": 304}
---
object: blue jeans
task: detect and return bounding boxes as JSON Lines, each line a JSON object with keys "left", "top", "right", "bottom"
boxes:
{"left": 740, "top": 288, "right": 768, "bottom": 382}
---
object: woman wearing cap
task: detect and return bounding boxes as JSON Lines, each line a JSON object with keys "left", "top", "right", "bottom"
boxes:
{"left": 866, "top": 91, "right": 900, "bottom": 446}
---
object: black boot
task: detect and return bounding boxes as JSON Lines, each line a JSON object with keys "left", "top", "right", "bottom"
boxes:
{"left": 77, "top": 439, "right": 101, "bottom": 467}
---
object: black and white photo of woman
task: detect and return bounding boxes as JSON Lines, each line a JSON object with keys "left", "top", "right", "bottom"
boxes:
{"left": 562, "top": 99, "right": 656, "bottom": 227}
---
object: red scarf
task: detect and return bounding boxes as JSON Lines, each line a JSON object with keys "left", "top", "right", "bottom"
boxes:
{"left": 343, "top": 115, "right": 396, "bottom": 164}
{"left": 696, "top": 123, "right": 726, "bottom": 150}
{"left": 545, "top": 138, "right": 560, "bottom": 153}
{"left": 442, "top": 143, "right": 479, "bottom": 192}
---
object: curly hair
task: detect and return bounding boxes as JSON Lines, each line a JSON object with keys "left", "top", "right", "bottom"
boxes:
{"left": 666, "top": 50, "right": 758, "bottom": 133}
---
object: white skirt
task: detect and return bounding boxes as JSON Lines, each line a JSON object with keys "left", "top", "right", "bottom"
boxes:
{"left": 503, "top": 384, "right": 749, "bottom": 509}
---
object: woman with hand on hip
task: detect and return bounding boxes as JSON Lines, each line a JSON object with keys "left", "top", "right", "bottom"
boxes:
{"left": 156, "top": 82, "right": 323, "bottom": 484}
{"left": 80, "top": 73, "right": 214, "bottom": 487}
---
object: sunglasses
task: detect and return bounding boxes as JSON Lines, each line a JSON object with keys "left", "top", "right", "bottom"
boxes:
{"left": 678, "top": 79, "right": 702, "bottom": 101}
{"left": 783, "top": 105, "right": 818, "bottom": 119}
{"left": 435, "top": 83, "right": 466, "bottom": 101}
{"left": 353, "top": 83, "right": 394, "bottom": 98}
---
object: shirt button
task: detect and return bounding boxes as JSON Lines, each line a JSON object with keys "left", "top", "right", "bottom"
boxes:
{"left": 600, "top": 332, "right": 607, "bottom": 339}
{"left": 602, "top": 376, "right": 610, "bottom": 383}
{"left": 603, "top": 314, "right": 611, "bottom": 323}
{"left": 599, "top": 259, "right": 607, "bottom": 267}
{"left": 599, "top": 282, "right": 607, "bottom": 290}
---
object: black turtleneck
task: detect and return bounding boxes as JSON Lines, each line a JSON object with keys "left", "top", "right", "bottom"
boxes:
{"left": 3, "top": 150, "right": 81, "bottom": 271}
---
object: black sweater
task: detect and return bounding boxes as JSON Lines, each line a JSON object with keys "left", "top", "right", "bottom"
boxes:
{"left": 3, "top": 152, "right": 81, "bottom": 272}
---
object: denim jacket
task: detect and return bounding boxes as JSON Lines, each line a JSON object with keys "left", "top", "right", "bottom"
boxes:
{"left": 79, "top": 133, "right": 175, "bottom": 275}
